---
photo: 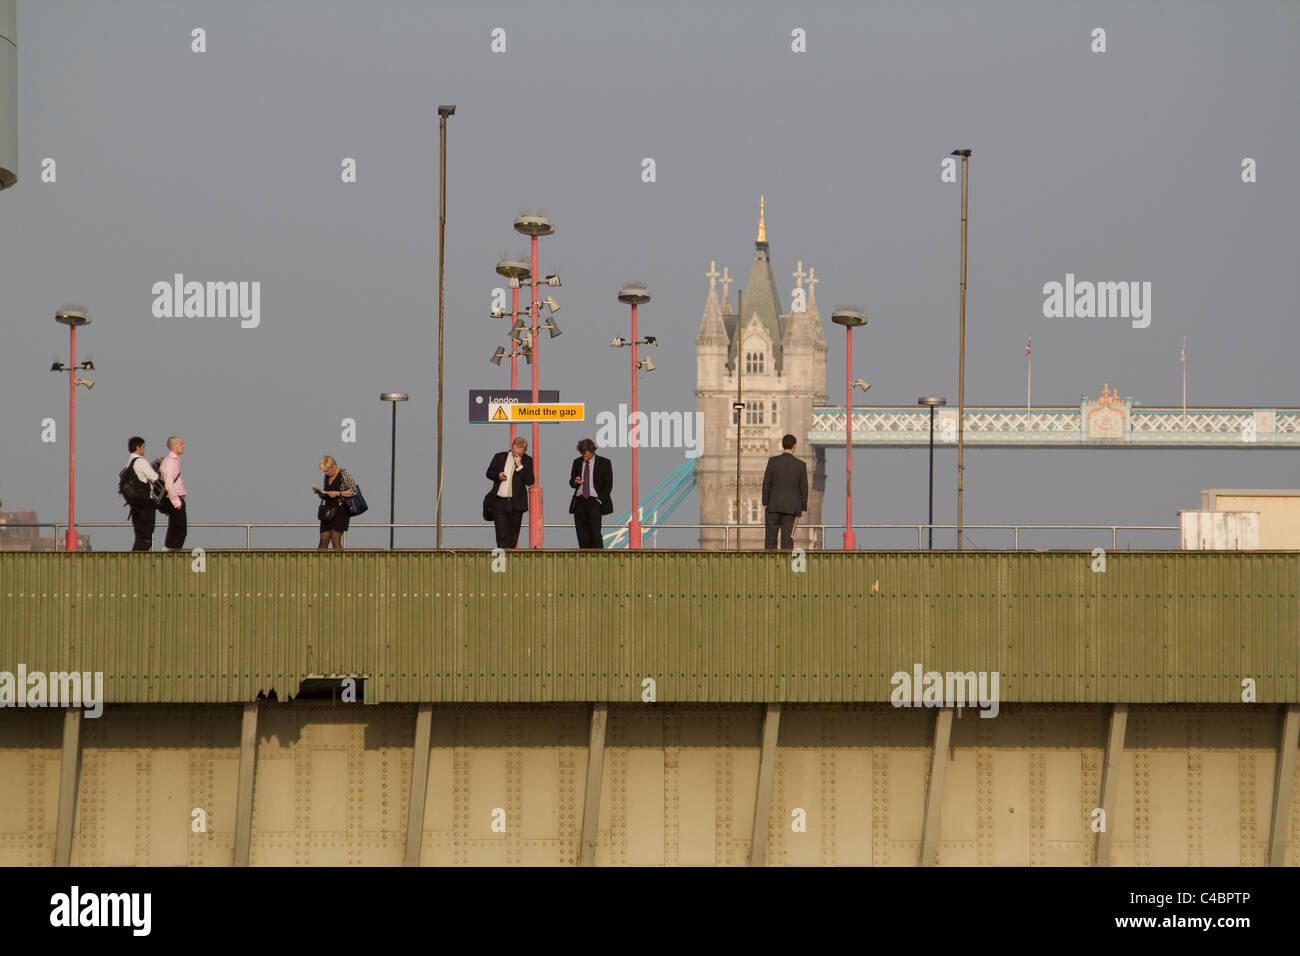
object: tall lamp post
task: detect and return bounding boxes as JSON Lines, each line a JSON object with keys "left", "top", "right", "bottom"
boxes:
{"left": 951, "top": 148, "right": 971, "bottom": 550}
{"left": 436, "top": 105, "right": 455, "bottom": 549}
{"left": 733, "top": 289, "right": 743, "bottom": 550}
{"left": 613, "top": 284, "right": 656, "bottom": 550}
{"left": 495, "top": 256, "right": 531, "bottom": 448}
{"left": 514, "top": 211, "right": 557, "bottom": 548}
{"left": 918, "top": 397, "right": 947, "bottom": 550}
{"left": 831, "top": 307, "right": 868, "bottom": 551}
{"left": 380, "top": 392, "right": 408, "bottom": 549}
{"left": 51, "top": 305, "right": 93, "bottom": 552}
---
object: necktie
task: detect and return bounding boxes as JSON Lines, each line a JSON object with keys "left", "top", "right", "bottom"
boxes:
{"left": 583, "top": 460, "right": 593, "bottom": 498}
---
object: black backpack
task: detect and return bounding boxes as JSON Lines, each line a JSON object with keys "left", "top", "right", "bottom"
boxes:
{"left": 118, "top": 457, "right": 163, "bottom": 508}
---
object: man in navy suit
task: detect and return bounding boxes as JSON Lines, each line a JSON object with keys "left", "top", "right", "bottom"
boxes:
{"left": 486, "top": 436, "right": 534, "bottom": 548}
{"left": 568, "top": 438, "right": 614, "bottom": 548}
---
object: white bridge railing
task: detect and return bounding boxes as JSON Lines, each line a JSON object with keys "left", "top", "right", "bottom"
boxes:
{"left": 810, "top": 406, "right": 1300, "bottom": 447}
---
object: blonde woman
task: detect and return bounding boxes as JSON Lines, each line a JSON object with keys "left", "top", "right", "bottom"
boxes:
{"left": 312, "top": 455, "right": 358, "bottom": 550}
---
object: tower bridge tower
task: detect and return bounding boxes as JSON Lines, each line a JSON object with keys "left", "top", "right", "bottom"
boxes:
{"left": 695, "top": 198, "right": 829, "bottom": 549}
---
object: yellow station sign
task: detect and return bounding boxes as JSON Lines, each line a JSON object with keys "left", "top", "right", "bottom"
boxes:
{"left": 508, "top": 403, "right": 585, "bottom": 422}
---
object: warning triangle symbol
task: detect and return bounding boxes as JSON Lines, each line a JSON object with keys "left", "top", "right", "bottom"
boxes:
{"left": 492, "top": 405, "right": 509, "bottom": 421}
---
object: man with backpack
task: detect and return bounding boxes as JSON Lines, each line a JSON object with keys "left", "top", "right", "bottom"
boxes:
{"left": 120, "top": 436, "right": 163, "bottom": 551}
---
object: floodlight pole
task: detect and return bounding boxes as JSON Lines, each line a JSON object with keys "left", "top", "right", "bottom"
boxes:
{"left": 953, "top": 148, "right": 971, "bottom": 551}
{"left": 918, "top": 397, "right": 947, "bottom": 550}
{"left": 66, "top": 323, "right": 78, "bottom": 552}
{"left": 514, "top": 212, "right": 555, "bottom": 549}
{"left": 436, "top": 105, "right": 455, "bottom": 549}
{"left": 617, "top": 286, "right": 652, "bottom": 550}
{"left": 381, "top": 393, "right": 409, "bottom": 550}
{"left": 733, "top": 289, "right": 743, "bottom": 550}
{"left": 832, "top": 309, "right": 867, "bottom": 551}
{"left": 630, "top": 300, "right": 642, "bottom": 550}
{"left": 54, "top": 307, "right": 92, "bottom": 552}
{"left": 530, "top": 234, "right": 540, "bottom": 545}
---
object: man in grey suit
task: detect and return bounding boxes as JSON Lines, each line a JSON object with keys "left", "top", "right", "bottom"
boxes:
{"left": 761, "top": 434, "right": 808, "bottom": 551}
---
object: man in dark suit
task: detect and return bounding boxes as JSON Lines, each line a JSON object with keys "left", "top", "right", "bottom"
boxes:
{"left": 761, "top": 433, "right": 808, "bottom": 551}
{"left": 486, "top": 436, "right": 534, "bottom": 548}
{"left": 568, "top": 438, "right": 614, "bottom": 548}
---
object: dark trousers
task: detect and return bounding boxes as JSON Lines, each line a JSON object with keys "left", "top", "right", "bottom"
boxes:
{"left": 573, "top": 497, "right": 604, "bottom": 549}
{"left": 492, "top": 496, "right": 524, "bottom": 549}
{"left": 164, "top": 497, "right": 187, "bottom": 550}
{"left": 764, "top": 511, "right": 796, "bottom": 550}
{"left": 130, "top": 503, "right": 156, "bottom": 551}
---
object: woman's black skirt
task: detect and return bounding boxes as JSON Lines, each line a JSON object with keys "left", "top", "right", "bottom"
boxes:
{"left": 319, "top": 504, "right": 351, "bottom": 533}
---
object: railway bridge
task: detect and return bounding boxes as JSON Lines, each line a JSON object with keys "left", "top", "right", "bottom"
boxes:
{"left": 1, "top": 551, "right": 1297, "bottom": 867}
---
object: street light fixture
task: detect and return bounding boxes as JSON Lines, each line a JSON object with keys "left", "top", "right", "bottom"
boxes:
{"left": 918, "top": 397, "right": 947, "bottom": 549}
{"left": 615, "top": 283, "right": 653, "bottom": 549}
{"left": 53, "top": 305, "right": 92, "bottom": 552}
{"left": 380, "top": 392, "right": 409, "bottom": 550}
{"left": 831, "top": 306, "right": 867, "bottom": 551}
{"left": 490, "top": 342, "right": 531, "bottom": 366}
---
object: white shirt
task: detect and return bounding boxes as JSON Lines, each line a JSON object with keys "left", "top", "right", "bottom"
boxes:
{"left": 496, "top": 454, "right": 517, "bottom": 498}
{"left": 130, "top": 454, "right": 160, "bottom": 483}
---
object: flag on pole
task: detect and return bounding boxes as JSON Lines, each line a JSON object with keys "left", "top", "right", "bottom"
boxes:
{"left": 1181, "top": 339, "right": 1185, "bottom": 362}
{"left": 1026, "top": 337, "right": 1032, "bottom": 356}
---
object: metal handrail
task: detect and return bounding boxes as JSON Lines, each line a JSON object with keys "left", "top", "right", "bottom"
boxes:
{"left": 1, "top": 521, "right": 1181, "bottom": 551}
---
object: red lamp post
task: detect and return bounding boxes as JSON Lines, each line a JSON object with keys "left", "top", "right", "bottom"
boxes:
{"left": 52, "top": 305, "right": 94, "bottom": 552}
{"left": 513, "top": 212, "right": 557, "bottom": 548}
{"left": 614, "top": 284, "right": 655, "bottom": 549}
{"left": 831, "top": 307, "right": 868, "bottom": 551}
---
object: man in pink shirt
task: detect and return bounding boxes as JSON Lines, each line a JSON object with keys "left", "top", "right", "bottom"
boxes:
{"left": 159, "top": 435, "right": 188, "bottom": 551}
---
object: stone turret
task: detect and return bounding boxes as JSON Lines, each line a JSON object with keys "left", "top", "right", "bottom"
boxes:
{"left": 695, "top": 199, "right": 829, "bottom": 550}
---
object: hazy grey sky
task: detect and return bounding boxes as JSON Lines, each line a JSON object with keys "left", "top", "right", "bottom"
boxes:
{"left": 2, "top": 0, "right": 1297, "bottom": 550}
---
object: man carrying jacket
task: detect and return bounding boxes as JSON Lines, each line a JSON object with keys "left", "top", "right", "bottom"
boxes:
{"left": 486, "top": 436, "right": 534, "bottom": 549}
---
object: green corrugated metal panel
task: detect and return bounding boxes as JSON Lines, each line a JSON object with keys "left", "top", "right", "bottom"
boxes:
{"left": 1, "top": 552, "right": 1297, "bottom": 704}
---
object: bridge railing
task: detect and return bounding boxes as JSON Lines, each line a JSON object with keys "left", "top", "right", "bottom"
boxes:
{"left": 0, "top": 521, "right": 1180, "bottom": 551}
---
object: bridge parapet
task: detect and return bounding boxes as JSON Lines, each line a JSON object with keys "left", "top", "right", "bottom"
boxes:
{"left": 2, "top": 552, "right": 1296, "bottom": 707}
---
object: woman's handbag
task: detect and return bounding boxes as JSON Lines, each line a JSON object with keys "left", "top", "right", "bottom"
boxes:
{"left": 345, "top": 484, "right": 369, "bottom": 516}
{"left": 318, "top": 499, "right": 338, "bottom": 523}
